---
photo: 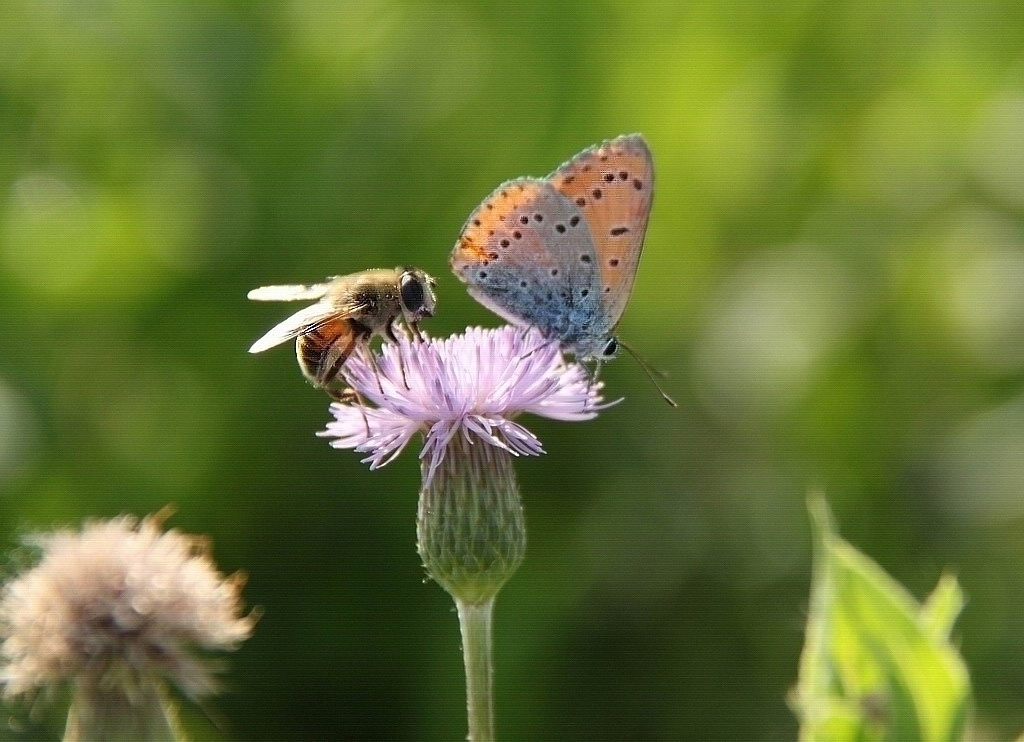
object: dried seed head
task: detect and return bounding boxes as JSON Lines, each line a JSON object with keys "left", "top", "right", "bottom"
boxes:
{"left": 0, "top": 514, "right": 255, "bottom": 703}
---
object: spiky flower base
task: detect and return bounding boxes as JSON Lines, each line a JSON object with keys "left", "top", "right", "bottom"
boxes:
{"left": 417, "top": 434, "right": 527, "bottom": 742}
{"left": 417, "top": 434, "right": 526, "bottom": 605}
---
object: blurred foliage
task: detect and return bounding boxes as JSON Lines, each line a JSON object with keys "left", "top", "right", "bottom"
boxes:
{"left": 1, "top": 0, "right": 1024, "bottom": 739}
{"left": 795, "top": 498, "right": 970, "bottom": 742}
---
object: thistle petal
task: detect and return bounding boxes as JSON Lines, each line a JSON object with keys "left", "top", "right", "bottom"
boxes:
{"left": 320, "top": 326, "right": 604, "bottom": 481}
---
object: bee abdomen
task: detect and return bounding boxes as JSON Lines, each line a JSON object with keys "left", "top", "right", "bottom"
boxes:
{"left": 296, "top": 320, "right": 371, "bottom": 388}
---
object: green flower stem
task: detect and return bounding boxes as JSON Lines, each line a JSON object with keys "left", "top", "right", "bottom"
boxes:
{"left": 65, "top": 675, "right": 182, "bottom": 742}
{"left": 417, "top": 435, "right": 527, "bottom": 741}
{"left": 457, "top": 597, "right": 497, "bottom": 742}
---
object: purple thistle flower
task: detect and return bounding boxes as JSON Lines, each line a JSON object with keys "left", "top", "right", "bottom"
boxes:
{"left": 318, "top": 324, "right": 610, "bottom": 742}
{"left": 318, "top": 326, "right": 607, "bottom": 485}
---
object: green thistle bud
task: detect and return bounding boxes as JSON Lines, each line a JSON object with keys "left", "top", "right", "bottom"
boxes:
{"left": 417, "top": 434, "right": 526, "bottom": 606}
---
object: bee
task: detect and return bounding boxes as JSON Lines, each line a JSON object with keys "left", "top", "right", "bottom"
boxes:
{"left": 247, "top": 267, "right": 437, "bottom": 396}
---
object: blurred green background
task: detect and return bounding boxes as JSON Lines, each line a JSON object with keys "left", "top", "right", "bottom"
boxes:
{"left": 2, "top": 0, "right": 1024, "bottom": 739}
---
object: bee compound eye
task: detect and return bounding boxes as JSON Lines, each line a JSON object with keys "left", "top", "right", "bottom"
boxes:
{"left": 399, "top": 272, "right": 427, "bottom": 315}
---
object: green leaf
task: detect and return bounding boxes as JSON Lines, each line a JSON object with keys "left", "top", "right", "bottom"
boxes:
{"left": 794, "top": 496, "right": 971, "bottom": 742}
{"left": 921, "top": 573, "right": 966, "bottom": 643}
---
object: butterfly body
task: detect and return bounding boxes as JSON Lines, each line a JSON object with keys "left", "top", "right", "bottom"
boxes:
{"left": 451, "top": 134, "right": 654, "bottom": 362}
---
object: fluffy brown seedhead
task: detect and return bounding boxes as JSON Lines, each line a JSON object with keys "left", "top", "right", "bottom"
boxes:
{"left": 0, "top": 515, "right": 255, "bottom": 702}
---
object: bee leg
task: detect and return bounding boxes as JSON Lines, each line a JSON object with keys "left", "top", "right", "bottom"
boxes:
{"left": 365, "top": 347, "right": 386, "bottom": 396}
{"left": 316, "top": 333, "right": 359, "bottom": 389}
{"left": 352, "top": 386, "right": 372, "bottom": 437}
{"left": 326, "top": 385, "right": 372, "bottom": 436}
{"left": 388, "top": 319, "right": 413, "bottom": 390}
{"left": 327, "top": 387, "right": 359, "bottom": 404}
{"left": 396, "top": 340, "right": 411, "bottom": 390}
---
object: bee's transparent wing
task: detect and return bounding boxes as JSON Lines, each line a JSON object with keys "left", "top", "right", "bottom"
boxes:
{"left": 247, "top": 281, "right": 335, "bottom": 302}
{"left": 249, "top": 302, "right": 346, "bottom": 353}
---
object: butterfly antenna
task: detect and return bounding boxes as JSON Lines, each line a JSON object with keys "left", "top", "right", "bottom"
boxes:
{"left": 618, "top": 339, "right": 678, "bottom": 407}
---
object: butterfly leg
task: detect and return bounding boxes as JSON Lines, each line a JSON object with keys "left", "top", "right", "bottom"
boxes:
{"left": 516, "top": 334, "right": 560, "bottom": 364}
{"left": 585, "top": 359, "right": 603, "bottom": 401}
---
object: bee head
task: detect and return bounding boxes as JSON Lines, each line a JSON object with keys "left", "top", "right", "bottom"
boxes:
{"left": 397, "top": 267, "right": 437, "bottom": 323}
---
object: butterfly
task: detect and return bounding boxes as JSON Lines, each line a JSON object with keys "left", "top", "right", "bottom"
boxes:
{"left": 451, "top": 134, "right": 654, "bottom": 364}
{"left": 451, "top": 134, "right": 675, "bottom": 405}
